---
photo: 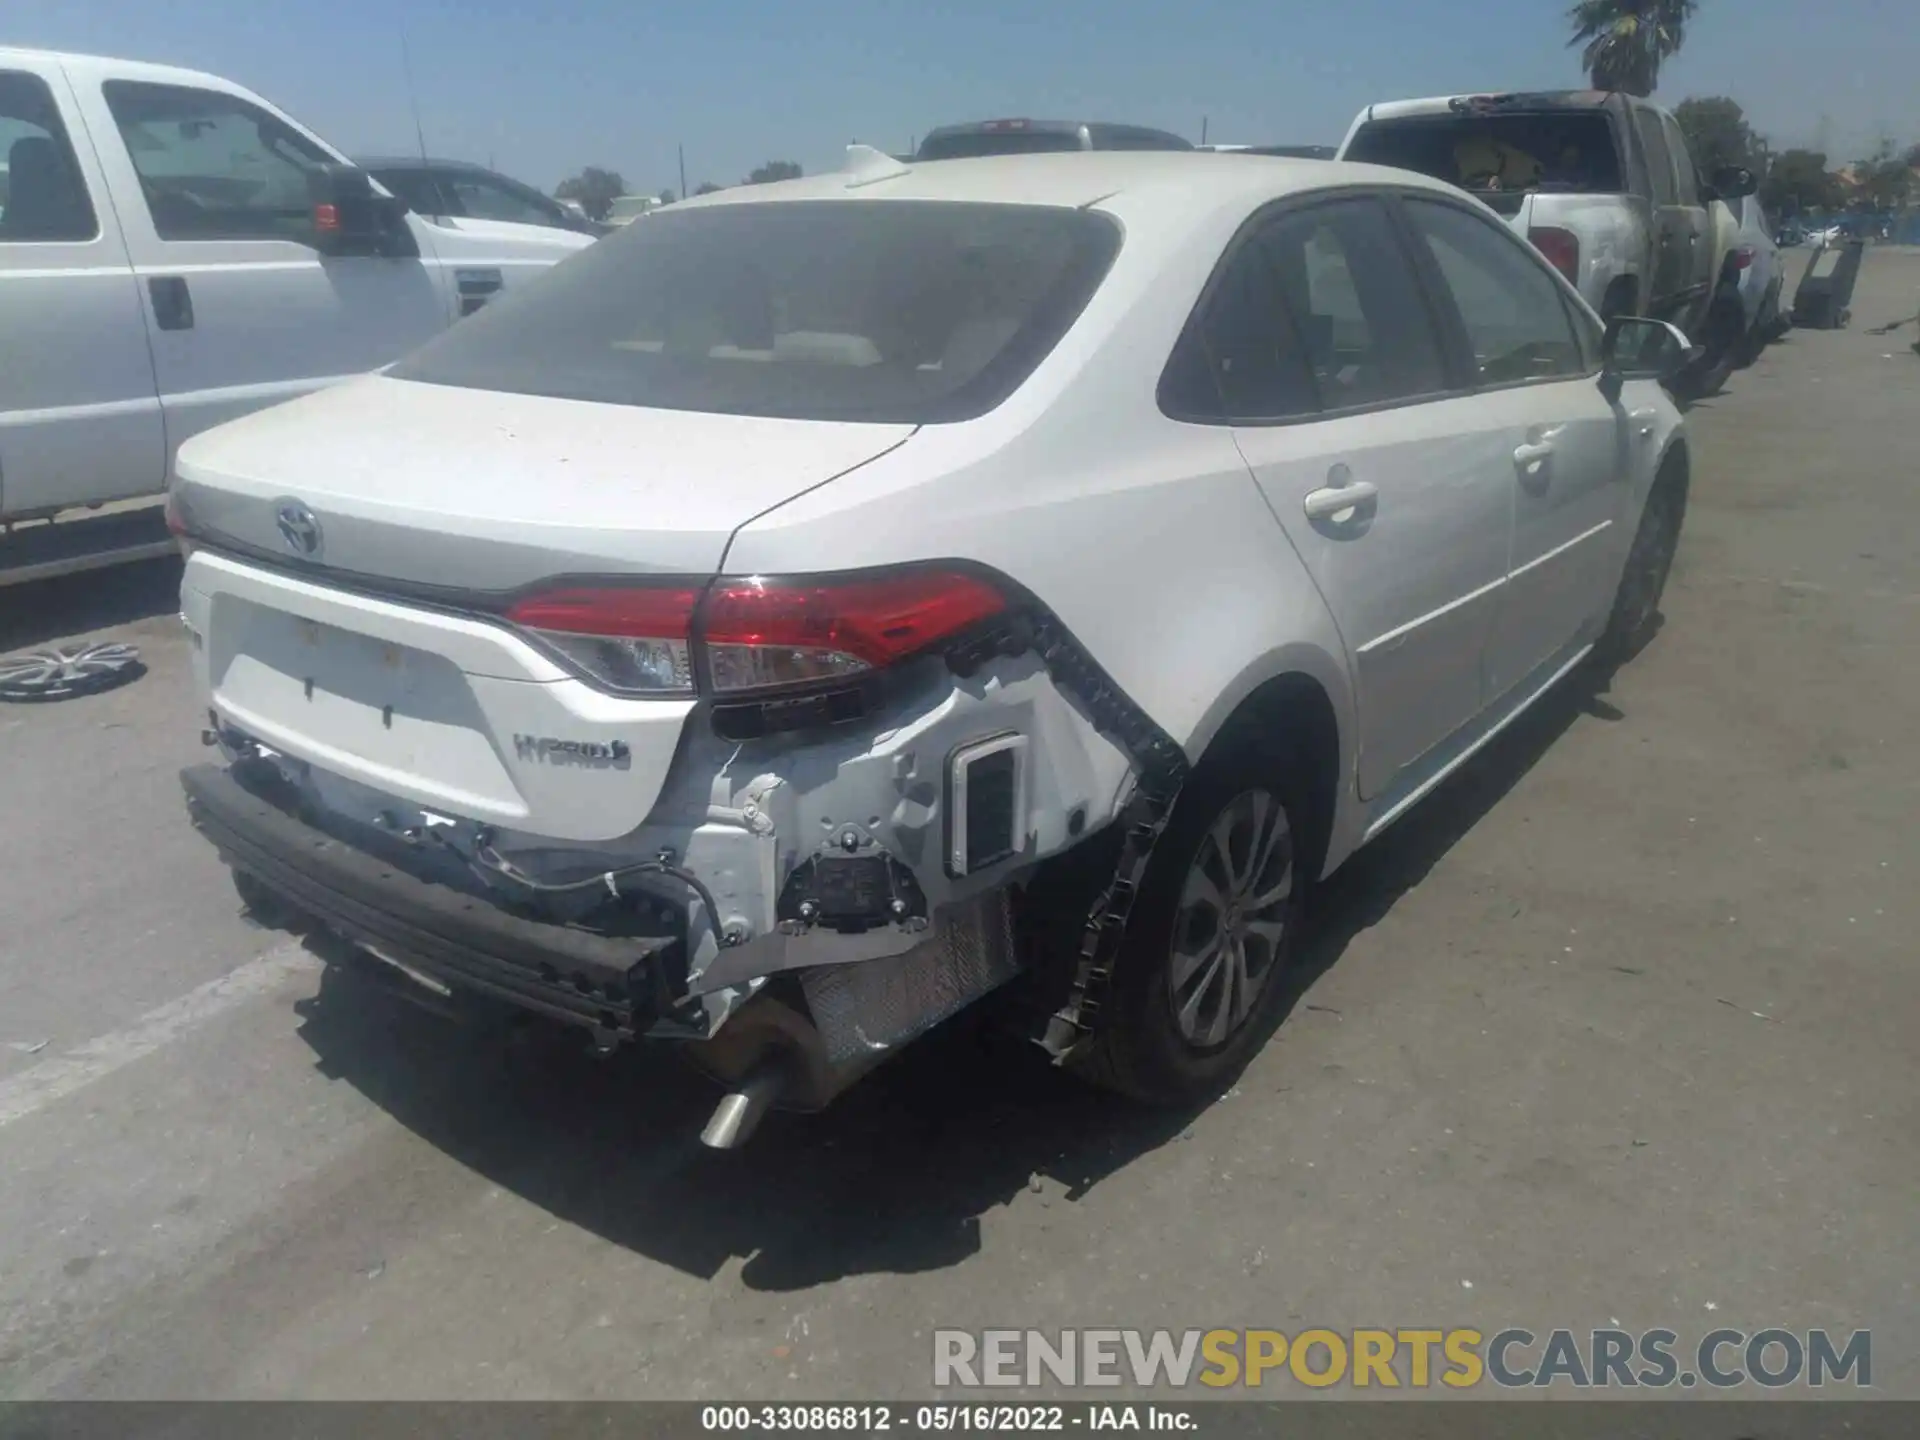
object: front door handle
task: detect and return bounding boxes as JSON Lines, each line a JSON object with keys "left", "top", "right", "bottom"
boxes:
{"left": 1303, "top": 480, "right": 1378, "bottom": 522}
{"left": 148, "top": 275, "right": 193, "bottom": 331}
{"left": 1513, "top": 440, "right": 1556, "bottom": 466}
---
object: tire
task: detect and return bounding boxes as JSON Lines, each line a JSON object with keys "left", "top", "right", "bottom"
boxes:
{"left": 1595, "top": 460, "right": 1687, "bottom": 669}
{"left": 1071, "top": 730, "right": 1311, "bottom": 1104}
{"left": 1686, "top": 299, "right": 1744, "bottom": 397}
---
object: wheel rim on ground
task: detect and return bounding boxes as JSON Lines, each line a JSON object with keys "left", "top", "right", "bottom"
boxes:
{"left": 0, "top": 642, "right": 143, "bottom": 702}
{"left": 1167, "top": 788, "right": 1294, "bottom": 1049}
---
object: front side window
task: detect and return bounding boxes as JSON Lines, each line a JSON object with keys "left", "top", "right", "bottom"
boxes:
{"left": 1256, "top": 198, "right": 1449, "bottom": 409}
{"left": 0, "top": 70, "right": 98, "bottom": 242}
{"left": 372, "top": 168, "right": 451, "bottom": 216}
{"left": 103, "top": 81, "right": 333, "bottom": 242}
{"left": 393, "top": 200, "right": 1121, "bottom": 424}
{"left": 1403, "top": 198, "right": 1589, "bottom": 385}
{"left": 444, "top": 172, "right": 565, "bottom": 228}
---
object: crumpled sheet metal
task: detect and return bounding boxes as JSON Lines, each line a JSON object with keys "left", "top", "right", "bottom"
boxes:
{"left": 800, "top": 892, "right": 1020, "bottom": 1063}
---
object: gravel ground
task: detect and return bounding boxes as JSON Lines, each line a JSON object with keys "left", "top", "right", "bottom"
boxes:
{"left": 1, "top": 248, "right": 1914, "bottom": 1404}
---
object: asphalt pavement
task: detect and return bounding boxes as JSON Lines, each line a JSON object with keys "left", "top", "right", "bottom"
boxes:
{"left": 2, "top": 251, "right": 1916, "bottom": 1402}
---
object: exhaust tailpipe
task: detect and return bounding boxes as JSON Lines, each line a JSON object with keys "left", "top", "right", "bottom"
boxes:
{"left": 699, "top": 1061, "right": 788, "bottom": 1150}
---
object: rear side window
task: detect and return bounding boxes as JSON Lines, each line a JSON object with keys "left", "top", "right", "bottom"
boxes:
{"left": 0, "top": 70, "right": 99, "bottom": 242}
{"left": 1163, "top": 197, "right": 1450, "bottom": 421}
{"left": 1160, "top": 238, "right": 1319, "bottom": 421}
{"left": 1403, "top": 198, "right": 1590, "bottom": 385}
{"left": 1345, "top": 112, "right": 1623, "bottom": 196}
{"left": 393, "top": 200, "right": 1121, "bottom": 424}
{"left": 1258, "top": 199, "right": 1449, "bottom": 410}
{"left": 103, "top": 81, "right": 334, "bottom": 242}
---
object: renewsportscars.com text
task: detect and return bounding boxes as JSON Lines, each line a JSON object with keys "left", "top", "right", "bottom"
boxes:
{"left": 932, "top": 1327, "right": 1872, "bottom": 1390}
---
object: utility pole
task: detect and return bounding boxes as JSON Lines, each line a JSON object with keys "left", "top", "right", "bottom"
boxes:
{"left": 1200, "top": 116, "right": 1208, "bottom": 146}
{"left": 678, "top": 143, "right": 688, "bottom": 200}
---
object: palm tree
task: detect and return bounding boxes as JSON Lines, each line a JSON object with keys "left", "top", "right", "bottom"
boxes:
{"left": 1567, "top": 0, "right": 1699, "bottom": 96}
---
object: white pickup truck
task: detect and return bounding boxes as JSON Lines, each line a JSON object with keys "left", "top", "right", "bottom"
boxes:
{"left": 0, "top": 48, "right": 590, "bottom": 540}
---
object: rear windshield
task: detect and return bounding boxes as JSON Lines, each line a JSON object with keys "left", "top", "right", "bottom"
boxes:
{"left": 915, "top": 130, "right": 1085, "bottom": 160}
{"left": 1345, "top": 112, "right": 1622, "bottom": 196}
{"left": 393, "top": 200, "right": 1121, "bottom": 424}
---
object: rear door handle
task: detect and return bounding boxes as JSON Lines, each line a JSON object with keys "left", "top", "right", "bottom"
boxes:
{"left": 1303, "top": 480, "right": 1378, "bottom": 522}
{"left": 148, "top": 275, "right": 193, "bottom": 331}
{"left": 1513, "top": 441, "right": 1556, "bottom": 466}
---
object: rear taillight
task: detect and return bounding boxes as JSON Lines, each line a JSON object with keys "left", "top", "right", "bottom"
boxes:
{"left": 1528, "top": 226, "right": 1580, "bottom": 283}
{"left": 702, "top": 571, "right": 1006, "bottom": 694}
{"left": 505, "top": 586, "right": 698, "bottom": 695}
{"left": 163, "top": 490, "right": 196, "bottom": 558}
{"left": 502, "top": 569, "right": 1007, "bottom": 698}
{"left": 1733, "top": 246, "right": 1755, "bottom": 270}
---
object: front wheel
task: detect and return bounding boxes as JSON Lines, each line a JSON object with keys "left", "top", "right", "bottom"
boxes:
{"left": 1596, "top": 463, "right": 1687, "bottom": 669}
{"left": 1071, "top": 745, "right": 1309, "bottom": 1104}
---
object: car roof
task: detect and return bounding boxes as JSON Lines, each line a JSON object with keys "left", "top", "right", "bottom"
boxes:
{"left": 673, "top": 149, "right": 1463, "bottom": 216}
{"left": 0, "top": 45, "right": 237, "bottom": 90}
{"left": 358, "top": 156, "right": 499, "bottom": 175}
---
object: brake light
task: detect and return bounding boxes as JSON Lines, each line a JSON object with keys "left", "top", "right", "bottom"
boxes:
{"left": 701, "top": 571, "right": 1006, "bottom": 693}
{"left": 503, "top": 570, "right": 1008, "bottom": 698}
{"left": 1733, "top": 246, "right": 1755, "bottom": 270}
{"left": 1528, "top": 226, "right": 1581, "bottom": 283}
{"left": 312, "top": 203, "right": 341, "bottom": 234}
{"left": 163, "top": 490, "right": 195, "bottom": 558}
{"left": 505, "top": 586, "right": 698, "bottom": 695}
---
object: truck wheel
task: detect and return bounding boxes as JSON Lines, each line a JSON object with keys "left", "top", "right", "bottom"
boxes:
{"left": 1072, "top": 737, "right": 1309, "bottom": 1104}
{"left": 1595, "top": 459, "right": 1687, "bottom": 670}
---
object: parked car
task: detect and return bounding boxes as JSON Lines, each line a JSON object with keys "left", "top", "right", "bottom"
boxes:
{"left": 359, "top": 155, "right": 602, "bottom": 238}
{"left": 1338, "top": 90, "right": 1756, "bottom": 340}
{"left": 603, "top": 193, "right": 663, "bottom": 227}
{"left": 1199, "top": 144, "right": 1337, "bottom": 159}
{"left": 914, "top": 119, "right": 1192, "bottom": 160}
{"left": 170, "top": 150, "right": 1692, "bottom": 1145}
{"left": 1735, "top": 197, "right": 1789, "bottom": 359}
{"left": 0, "top": 49, "right": 590, "bottom": 528}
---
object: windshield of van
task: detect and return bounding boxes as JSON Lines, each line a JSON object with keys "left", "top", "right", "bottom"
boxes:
{"left": 392, "top": 199, "right": 1122, "bottom": 424}
{"left": 915, "top": 131, "right": 1084, "bottom": 160}
{"left": 1346, "top": 111, "right": 1622, "bottom": 196}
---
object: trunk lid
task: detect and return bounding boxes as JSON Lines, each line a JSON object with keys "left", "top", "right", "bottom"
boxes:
{"left": 175, "top": 376, "right": 914, "bottom": 843}
{"left": 173, "top": 374, "right": 916, "bottom": 591}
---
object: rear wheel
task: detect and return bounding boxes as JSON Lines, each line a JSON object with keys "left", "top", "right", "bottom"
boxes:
{"left": 1596, "top": 460, "right": 1687, "bottom": 669}
{"left": 1072, "top": 737, "right": 1310, "bottom": 1104}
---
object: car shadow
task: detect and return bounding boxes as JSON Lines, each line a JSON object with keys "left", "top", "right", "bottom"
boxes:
{"left": 290, "top": 664, "right": 1610, "bottom": 1290}
{"left": 0, "top": 556, "right": 183, "bottom": 654}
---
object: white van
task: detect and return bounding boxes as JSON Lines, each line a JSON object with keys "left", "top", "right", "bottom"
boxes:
{"left": 0, "top": 48, "right": 591, "bottom": 525}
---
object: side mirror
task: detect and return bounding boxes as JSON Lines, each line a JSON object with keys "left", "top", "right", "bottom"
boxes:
{"left": 308, "top": 163, "right": 413, "bottom": 257}
{"left": 1708, "top": 165, "right": 1758, "bottom": 201}
{"left": 1600, "top": 316, "right": 1699, "bottom": 397}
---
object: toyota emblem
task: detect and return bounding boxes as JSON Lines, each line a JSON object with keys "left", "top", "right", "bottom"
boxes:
{"left": 274, "top": 499, "right": 323, "bottom": 559}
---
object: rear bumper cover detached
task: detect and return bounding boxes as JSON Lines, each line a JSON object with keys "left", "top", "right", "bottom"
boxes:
{"left": 181, "top": 763, "right": 674, "bottom": 1036}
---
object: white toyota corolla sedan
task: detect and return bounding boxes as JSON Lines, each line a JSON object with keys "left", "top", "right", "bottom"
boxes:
{"left": 167, "top": 147, "right": 1693, "bottom": 1145}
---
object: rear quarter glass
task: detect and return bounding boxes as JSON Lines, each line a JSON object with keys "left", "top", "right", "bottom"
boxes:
{"left": 390, "top": 199, "right": 1123, "bottom": 424}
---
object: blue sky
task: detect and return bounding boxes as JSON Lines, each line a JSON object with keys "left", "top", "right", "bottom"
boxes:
{"left": 18, "top": 0, "right": 1918, "bottom": 195}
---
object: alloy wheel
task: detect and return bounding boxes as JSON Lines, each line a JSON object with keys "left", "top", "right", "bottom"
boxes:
{"left": 1167, "top": 788, "right": 1294, "bottom": 1049}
